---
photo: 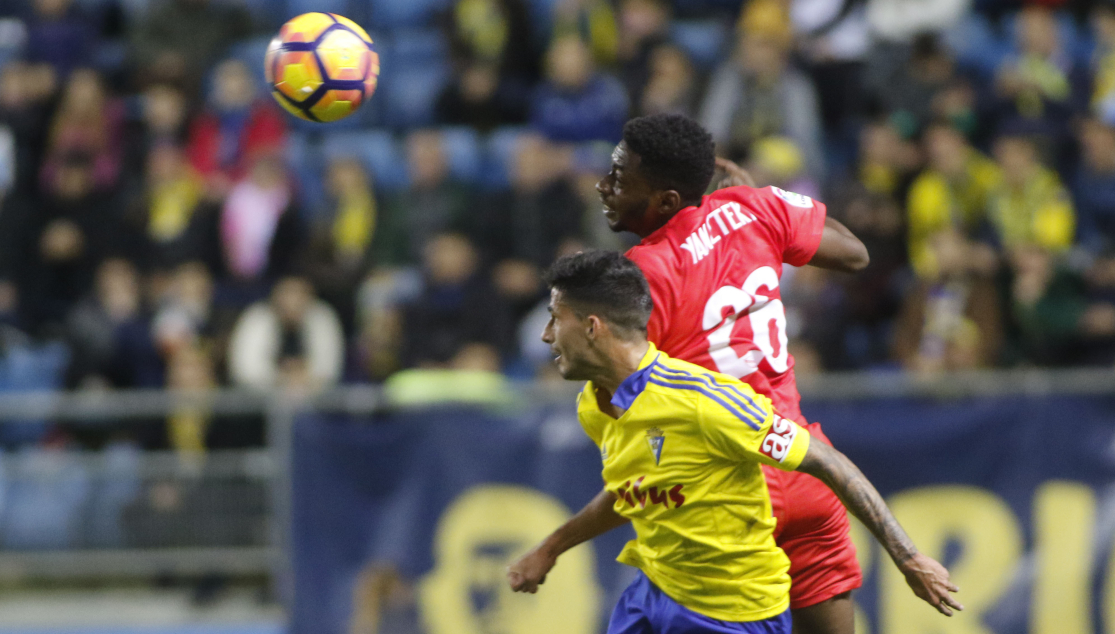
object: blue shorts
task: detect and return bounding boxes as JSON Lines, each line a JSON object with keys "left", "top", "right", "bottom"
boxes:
{"left": 606, "top": 571, "right": 792, "bottom": 634}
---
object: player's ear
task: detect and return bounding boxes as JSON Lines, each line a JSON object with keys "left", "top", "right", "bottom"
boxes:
{"left": 656, "top": 189, "right": 682, "bottom": 214}
{"left": 586, "top": 315, "right": 604, "bottom": 339}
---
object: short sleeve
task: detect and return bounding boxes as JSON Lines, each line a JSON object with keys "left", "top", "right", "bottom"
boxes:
{"left": 698, "top": 384, "right": 812, "bottom": 471}
{"left": 757, "top": 187, "right": 828, "bottom": 267}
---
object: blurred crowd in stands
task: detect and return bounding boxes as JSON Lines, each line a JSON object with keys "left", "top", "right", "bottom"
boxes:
{"left": 0, "top": 0, "right": 1109, "bottom": 453}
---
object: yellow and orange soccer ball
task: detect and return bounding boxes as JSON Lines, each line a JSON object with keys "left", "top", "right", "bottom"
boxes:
{"left": 265, "top": 13, "right": 380, "bottom": 123}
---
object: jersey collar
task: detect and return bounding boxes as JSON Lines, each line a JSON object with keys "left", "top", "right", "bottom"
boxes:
{"left": 640, "top": 200, "right": 702, "bottom": 245}
{"left": 610, "top": 343, "right": 661, "bottom": 410}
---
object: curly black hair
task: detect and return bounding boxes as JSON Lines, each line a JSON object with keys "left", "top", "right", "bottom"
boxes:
{"left": 545, "top": 250, "right": 653, "bottom": 336}
{"left": 622, "top": 114, "right": 716, "bottom": 203}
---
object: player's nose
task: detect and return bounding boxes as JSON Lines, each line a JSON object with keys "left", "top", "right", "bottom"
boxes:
{"left": 595, "top": 178, "right": 608, "bottom": 195}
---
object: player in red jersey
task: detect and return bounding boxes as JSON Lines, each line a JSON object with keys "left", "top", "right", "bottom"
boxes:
{"left": 595, "top": 114, "right": 882, "bottom": 634}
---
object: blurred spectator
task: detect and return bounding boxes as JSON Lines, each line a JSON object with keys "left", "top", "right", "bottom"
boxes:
{"left": 0, "top": 62, "right": 55, "bottom": 196}
{"left": 65, "top": 258, "right": 162, "bottom": 389}
{"left": 228, "top": 276, "right": 345, "bottom": 391}
{"left": 856, "top": 119, "right": 921, "bottom": 201}
{"left": 21, "top": 153, "right": 117, "bottom": 331}
{"left": 868, "top": 33, "right": 958, "bottom": 131}
{"left": 553, "top": 0, "right": 620, "bottom": 68}
{"left": 380, "top": 130, "right": 473, "bottom": 265}
{"left": 307, "top": 157, "right": 379, "bottom": 333}
{"left": 745, "top": 136, "right": 819, "bottom": 198}
{"left": 151, "top": 261, "right": 216, "bottom": 359}
{"left": 23, "top": 0, "right": 94, "bottom": 79}
{"left": 444, "top": 0, "right": 539, "bottom": 83}
{"left": 40, "top": 69, "right": 125, "bottom": 193}
{"left": 531, "top": 35, "right": 629, "bottom": 143}
{"left": 479, "top": 134, "right": 582, "bottom": 267}
{"left": 611, "top": 0, "right": 670, "bottom": 101}
{"left": 893, "top": 230, "right": 1001, "bottom": 373}
{"left": 866, "top": 0, "right": 969, "bottom": 42}
{"left": 124, "top": 143, "right": 218, "bottom": 273}
{"left": 1091, "top": 1, "right": 1115, "bottom": 120}
{"left": 218, "top": 155, "right": 304, "bottom": 289}
{"left": 906, "top": 123, "right": 1001, "bottom": 279}
{"left": 401, "top": 233, "right": 511, "bottom": 367}
{"left": 636, "top": 44, "right": 699, "bottom": 117}
{"left": 831, "top": 189, "right": 907, "bottom": 368}
{"left": 993, "top": 7, "right": 1085, "bottom": 140}
{"left": 123, "top": 83, "right": 191, "bottom": 183}
{"left": 791, "top": 0, "right": 871, "bottom": 142}
{"left": 129, "top": 0, "right": 250, "bottom": 90}
{"left": 165, "top": 345, "right": 216, "bottom": 458}
{"left": 186, "top": 59, "right": 286, "bottom": 199}
{"left": 1072, "top": 118, "right": 1115, "bottom": 255}
{"left": 436, "top": 61, "right": 531, "bottom": 130}
{"left": 989, "top": 134, "right": 1075, "bottom": 253}
{"left": 1004, "top": 243, "right": 1115, "bottom": 366}
{"left": 699, "top": 10, "right": 824, "bottom": 178}
{"left": 355, "top": 269, "right": 423, "bottom": 381}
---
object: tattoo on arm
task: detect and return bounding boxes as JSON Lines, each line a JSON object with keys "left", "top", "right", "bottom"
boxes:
{"left": 797, "top": 441, "right": 918, "bottom": 566}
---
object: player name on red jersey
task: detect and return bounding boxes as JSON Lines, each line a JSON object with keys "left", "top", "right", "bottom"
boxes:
{"left": 679, "top": 201, "right": 758, "bottom": 265}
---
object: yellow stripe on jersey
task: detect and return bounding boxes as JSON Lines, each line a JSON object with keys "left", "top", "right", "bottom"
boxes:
{"left": 577, "top": 344, "right": 811, "bottom": 622}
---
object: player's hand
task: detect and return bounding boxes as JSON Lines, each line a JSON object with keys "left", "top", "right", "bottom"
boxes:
{"left": 900, "top": 552, "right": 963, "bottom": 616}
{"left": 507, "top": 545, "right": 557, "bottom": 594}
{"left": 714, "top": 157, "right": 756, "bottom": 189}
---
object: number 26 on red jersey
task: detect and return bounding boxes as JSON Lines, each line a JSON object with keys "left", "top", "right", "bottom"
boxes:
{"left": 701, "top": 266, "right": 789, "bottom": 379}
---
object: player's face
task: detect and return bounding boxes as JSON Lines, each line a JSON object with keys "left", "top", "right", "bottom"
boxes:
{"left": 596, "top": 142, "right": 658, "bottom": 237}
{"left": 541, "top": 289, "right": 595, "bottom": 381}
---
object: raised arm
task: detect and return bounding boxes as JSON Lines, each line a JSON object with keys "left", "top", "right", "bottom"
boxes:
{"left": 796, "top": 440, "right": 963, "bottom": 616}
{"left": 712, "top": 158, "right": 869, "bottom": 273}
{"left": 507, "top": 488, "right": 629, "bottom": 593}
{"left": 808, "top": 216, "right": 870, "bottom": 273}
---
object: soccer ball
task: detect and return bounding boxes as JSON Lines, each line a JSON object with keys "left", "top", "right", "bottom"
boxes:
{"left": 265, "top": 13, "right": 380, "bottom": 123}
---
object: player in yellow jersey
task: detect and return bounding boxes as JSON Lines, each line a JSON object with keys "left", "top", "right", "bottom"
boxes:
{"left": 507, "top": 250, "right": 961, "bottom": 633}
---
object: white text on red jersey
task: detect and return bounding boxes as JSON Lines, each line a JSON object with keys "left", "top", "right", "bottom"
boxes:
{"left": 679, "top": 202, "right": 757, "bottom": 265}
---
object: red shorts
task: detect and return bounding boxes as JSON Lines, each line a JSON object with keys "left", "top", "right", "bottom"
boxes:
{"left": 763, "top": 422, "right": 862, "bottom": 610}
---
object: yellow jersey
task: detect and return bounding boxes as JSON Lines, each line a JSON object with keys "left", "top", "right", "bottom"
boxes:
{"left": 577, "top": 344, "right": 811, "bottom": 622}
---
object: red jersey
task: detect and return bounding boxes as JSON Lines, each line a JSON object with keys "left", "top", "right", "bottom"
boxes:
{"left": 626, "top": 185, "right": 826, "bottom": 425}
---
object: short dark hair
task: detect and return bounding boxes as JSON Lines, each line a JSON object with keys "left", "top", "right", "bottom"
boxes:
{"left": 545, "top": 250, "right": 653, "bottom": 335}
{"left": 622, "top": 114, "right": 716, "bottom": 202}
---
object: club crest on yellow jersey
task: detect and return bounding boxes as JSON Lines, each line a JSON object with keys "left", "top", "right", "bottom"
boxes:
{"left": 646, "top": 428, "right": 665, "bottom": 465}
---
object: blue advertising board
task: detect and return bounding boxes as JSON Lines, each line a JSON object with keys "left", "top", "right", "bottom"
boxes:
{"left": 291, "top": 394, "right": 1115, "bottom": 634}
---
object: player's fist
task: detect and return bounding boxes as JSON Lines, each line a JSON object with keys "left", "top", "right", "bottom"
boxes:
{"left": 900, "top": 552, "right": 964, "bottom": 616}
{"left": 507, "top": 545, "right": 557, "bottom": 594}
{"left": 714, "top": 157, "right": 756, "bottom": 190}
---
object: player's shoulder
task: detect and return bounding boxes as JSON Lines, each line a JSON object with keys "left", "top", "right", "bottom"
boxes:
{"left": 647, "top": 352, "right": 762, "bottom": 402}
{"left": 708, "top": 185, "right": 815, "bottom": 211}
{"left": 626, "top": 239, "right": 681, "bottom": 278}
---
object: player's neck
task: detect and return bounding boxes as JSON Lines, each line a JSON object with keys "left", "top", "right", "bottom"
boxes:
{"left": 637, "top": 201, "right": 699, "bottom": 238}
{"left": 591, "top": 339, "right": 650, "bottom": 395}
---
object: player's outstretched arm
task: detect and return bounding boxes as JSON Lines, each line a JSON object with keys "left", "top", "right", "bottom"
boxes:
{"left": 711, "top": 157, "right": 868, "bottom": 273}
{"left": 796, "top": 441, "right": 963, "bottom": 617}
{"left": 507, "top": 488, "right": 628, "bottom": 594}
{"left": 809, "top": 217, "right": 870, "bottom": 273}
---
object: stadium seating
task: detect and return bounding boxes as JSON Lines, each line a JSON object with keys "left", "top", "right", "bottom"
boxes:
{"left": 366, "top": 0, "right": 449, "bottom": 30}
{"left": 482, "top": 126, "right": 528, "bottom": 190}
{"left": 322, "top": 128, "right": 409, "bottom": 190}
{"left": 439, "top": 126, "right": 483, "bottom": 184}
